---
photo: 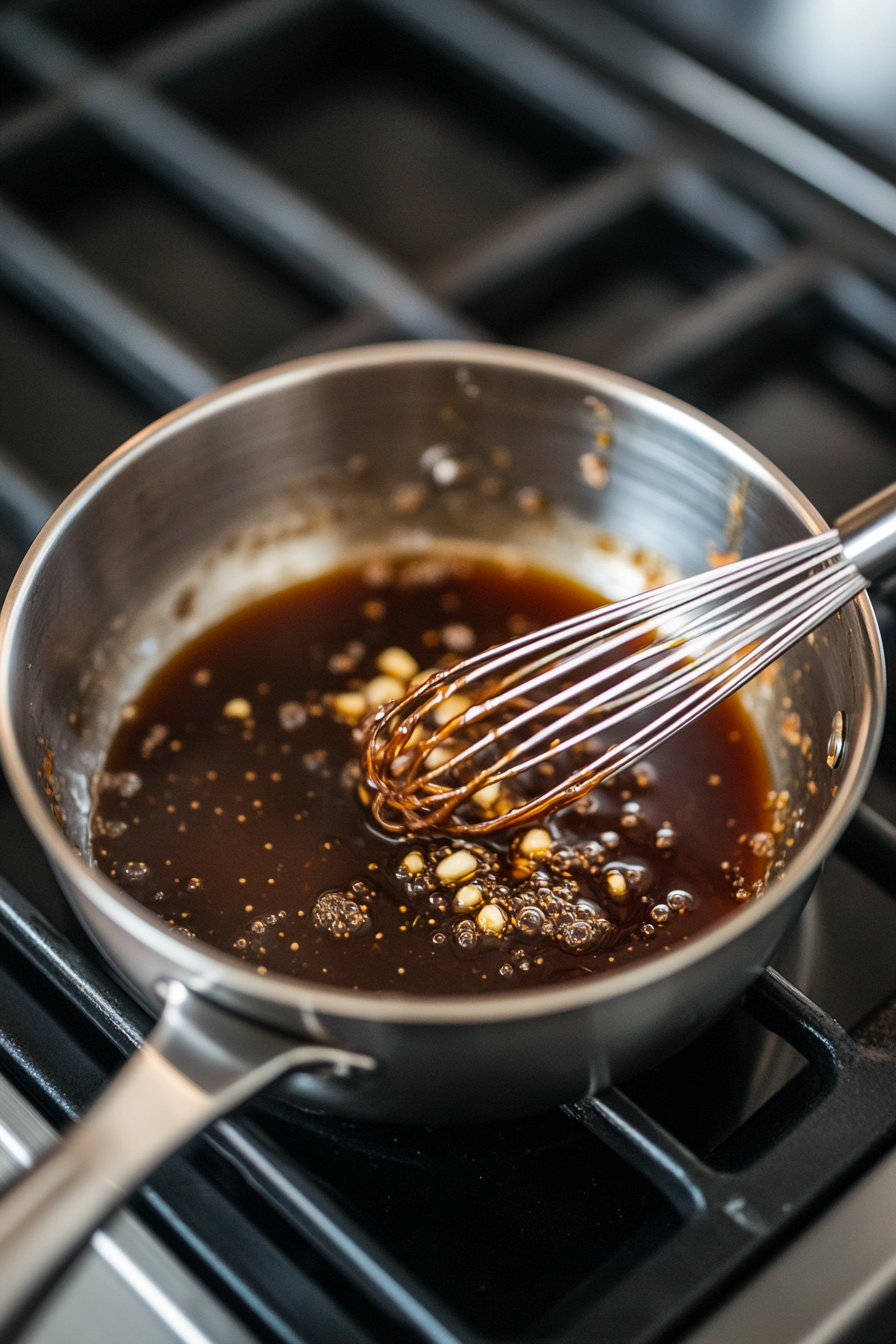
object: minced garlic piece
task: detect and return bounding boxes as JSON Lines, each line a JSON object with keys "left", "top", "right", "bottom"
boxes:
{"left": 605, "top": 870, "right": 628, "bottom": 899}
{"left": 477, "top": 903, "right": 506, "bottom": 935}
{"left": 364, "top": 675, "right": 405, "bottom": 708}
{"left": 435, "top": 850, "right": 478, "bottom": 884}
{"left": 518, "top": 827, "right": 552, "bottom": 858}
{"left": 433, "top": 694, "right": 472, "bottom": 726}
{"left": 425, "top": 745, "right": 454, "bottom": 769}
{"left": 223, "top": 698, "right": 252, "bottom": 719}
{"left": 376, "top": 646, "right": 419, "bottom": 682}
{"left": 332, "top": 692, "right": 368, "bottom": 724}
{"left": 453, "top": 883, "right": 483, "bottom": 913}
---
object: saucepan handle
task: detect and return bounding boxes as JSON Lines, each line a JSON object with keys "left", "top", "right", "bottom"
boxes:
{"left": 836, "top": 481, "right": 896, "bottom": 581}
{"left": 0, "top": 981, "right": 374, "bottom": 1339}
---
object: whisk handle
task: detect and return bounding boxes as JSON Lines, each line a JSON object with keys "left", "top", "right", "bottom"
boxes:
{"left": 836, "top": 482, "right": 896, "bottom": 581}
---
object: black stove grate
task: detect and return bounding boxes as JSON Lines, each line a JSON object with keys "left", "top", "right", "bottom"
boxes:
{"left": 2, "top": 1, "right": 896, "bottom": 1340}
{"left": 7, "top": 856, "right": 896, "bottom": 1344}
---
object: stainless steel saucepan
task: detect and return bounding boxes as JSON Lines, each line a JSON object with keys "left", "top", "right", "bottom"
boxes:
{"left": 0, "top": 341, "right": 893, "bottom": 1332}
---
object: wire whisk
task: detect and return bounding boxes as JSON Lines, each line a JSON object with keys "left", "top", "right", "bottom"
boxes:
{"left": 362, "top": 531, "right": 866, "bottom": 835}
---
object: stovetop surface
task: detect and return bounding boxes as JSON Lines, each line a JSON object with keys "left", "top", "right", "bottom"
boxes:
{"left": 2, "top": 2, "right": 896, "bottom": 1342}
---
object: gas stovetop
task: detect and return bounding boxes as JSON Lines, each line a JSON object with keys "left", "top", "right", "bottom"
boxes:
{"left": 2, "top": 2, "right": 896, "bottom": 1341}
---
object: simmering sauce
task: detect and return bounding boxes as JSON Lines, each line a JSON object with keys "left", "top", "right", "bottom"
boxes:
{"left": 93, "top": 553, "right": 774, "bottom": 995}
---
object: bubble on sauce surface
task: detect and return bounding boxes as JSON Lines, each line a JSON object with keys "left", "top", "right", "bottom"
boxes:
{"left": 96, "top": 817, "right": 128, "bottom": 839}
{"left": 561, "top": 920, "right": 597, "bottom": 950}
{"left": 667, "top": 890, "right": 694, "bottom": 911}
{"left": 278, "top": 701, "right": 307, "bottom": 731}
{"left": 603, "top": 860, "right": 652, "bottom": 894}
{"left": 119, "top": 861, "right": 150, "bottom": 883}
{"left": 454, "top": 919, "right": 478, "bottom": 951}
{"left": 313, "top": 891, "right": 372, "bottom": 938}
{"left": 514, "top": 905, "right": 544, "bottom": 938}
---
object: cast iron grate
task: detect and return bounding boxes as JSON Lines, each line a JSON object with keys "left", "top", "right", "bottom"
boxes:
{"left": 2, "top": 0, "right": 896, "bottom": 1340}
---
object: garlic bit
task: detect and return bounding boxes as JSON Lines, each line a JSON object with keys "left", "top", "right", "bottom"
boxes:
{"left": 452, "top": 883, "right": 483, "bottom": 913}
{"left": 434, "top": 849, "right": 479, "bottom": 884}
{"left": 476, "top": 903, "right": 507, "bottom": 936}
{"left": 517, "top": 827, "right": 553, "bottom": 859}
{"left": 376, "top": 646, "right": 419, "bottom": 682}
{"left": 397, "top": 850, "right": 426, "bottom": 877}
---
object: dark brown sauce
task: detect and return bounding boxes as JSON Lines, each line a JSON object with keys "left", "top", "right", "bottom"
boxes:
{"left": 94, "top": 554, "right": 773, "bottom": 995}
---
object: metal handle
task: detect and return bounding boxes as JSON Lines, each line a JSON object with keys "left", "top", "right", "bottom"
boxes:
{"left": 0, "top": 981, "right": 374, "bottom": 1339}
{"left": 836, "top": 482, "right": 896, "bottom": 581}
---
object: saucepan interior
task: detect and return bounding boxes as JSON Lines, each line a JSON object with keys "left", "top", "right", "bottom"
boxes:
{"left": 0, "top": 343, "right": 882, "bottom": 1121}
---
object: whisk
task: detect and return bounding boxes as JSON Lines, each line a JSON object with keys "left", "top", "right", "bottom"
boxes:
{"left": 362, "top": 484, "right": 896, "bottom": 835}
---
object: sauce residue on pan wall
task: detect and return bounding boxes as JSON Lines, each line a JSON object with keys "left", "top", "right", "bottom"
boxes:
{"left": 93, "top": 553, "right": 774, "bottom": 995}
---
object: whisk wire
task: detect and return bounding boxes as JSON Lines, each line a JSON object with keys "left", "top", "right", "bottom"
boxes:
{"left": 400, "top": 531, "right": 843, "bottom": 719}
{"left": 405, "top": 537, "right": 847, "bottom": 783}
{"left": 406, "top": 547, "right": 853, "bottom": 791}
{"left": 364, "top": 531, "right": 866, "bottom": 833}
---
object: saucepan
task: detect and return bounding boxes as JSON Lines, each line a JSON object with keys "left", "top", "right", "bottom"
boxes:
{"left": 0, "top": 341, "right": 891, "bottom": 1332}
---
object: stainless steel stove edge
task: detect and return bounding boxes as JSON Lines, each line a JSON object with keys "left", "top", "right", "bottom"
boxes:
{"left": 686, "top": 1143, "right": 896, "bottom": 1344}
{"left": 0, "top": 1072, "right": 258, "bottom": 1344}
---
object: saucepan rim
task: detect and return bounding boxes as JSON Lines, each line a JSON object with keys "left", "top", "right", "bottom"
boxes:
{"left": 0, "top": 341, "right": 883, "bottom": 1026}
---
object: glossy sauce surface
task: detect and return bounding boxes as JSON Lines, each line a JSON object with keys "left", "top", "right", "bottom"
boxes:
{"left": 94, "top": 554, "right": 774, "bottom": 995}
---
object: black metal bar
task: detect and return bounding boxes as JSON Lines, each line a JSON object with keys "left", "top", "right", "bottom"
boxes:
{"left": 0, "top": 196, "right": 223, "bottom": 408}
{"left": 139, "top": 1163, "right": 384, "bottom": 1344}
{"left": 0, "top": 90, "right": 75, "bottom": 160}
{"left": 553, "top": 968, "right": 896, "bottom": 1343}
{"left": 657, "top": 162, "right": 786, "bottom": 265}
{"left": 679, "top": 1138, "right": 896, "bottom": 1344}
{"left": 0, "top": 1, "right": 327, "bottom": 161}
{"left": 250, "top": 159, "right": 663, "bottom": 367}
{"left": 257, "top": 157, "right": 796, "bottom": 372}
{"left": 745, "top": 967, "right": 857, "bottom": 1074}
{"left": 0, "top": 13, "right": 476, "bottom": 343}
{"left": 209, "top": 1120, "right": 473, "bottom": 1344}
{"left": 826, "top": 267, "right": 896, "bottom": 358}
{"left": 620, "top": 245, "right": 829, "bottom": 385}
{"left": 125, "top": 0, "right": 331, "bottom": 85}
{"left": 0, "top": 447, "right": 56, "bottom": 553}
{"left": 370, "top": 0, "right": 658, "bottom": 158}
{"left": 563, "top": 1096, "right": 762, "bottom": 1344}
{"left": 838, "top": 802, "right": 896, "bottom": 901}
{"left": 424, "top": 158, "right": 660, "bottom": 304}
{"left": 250, "top": 158, "right": 663, "bottom": 366}
{"left": 501, "top": 0, "right": 896, "bottom": 238}
{"left": 0, "top": 879, "right": 148, "bottom": 1056}
{"left": 568, "top": 1088, "right": 709, "bottom": 1220}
